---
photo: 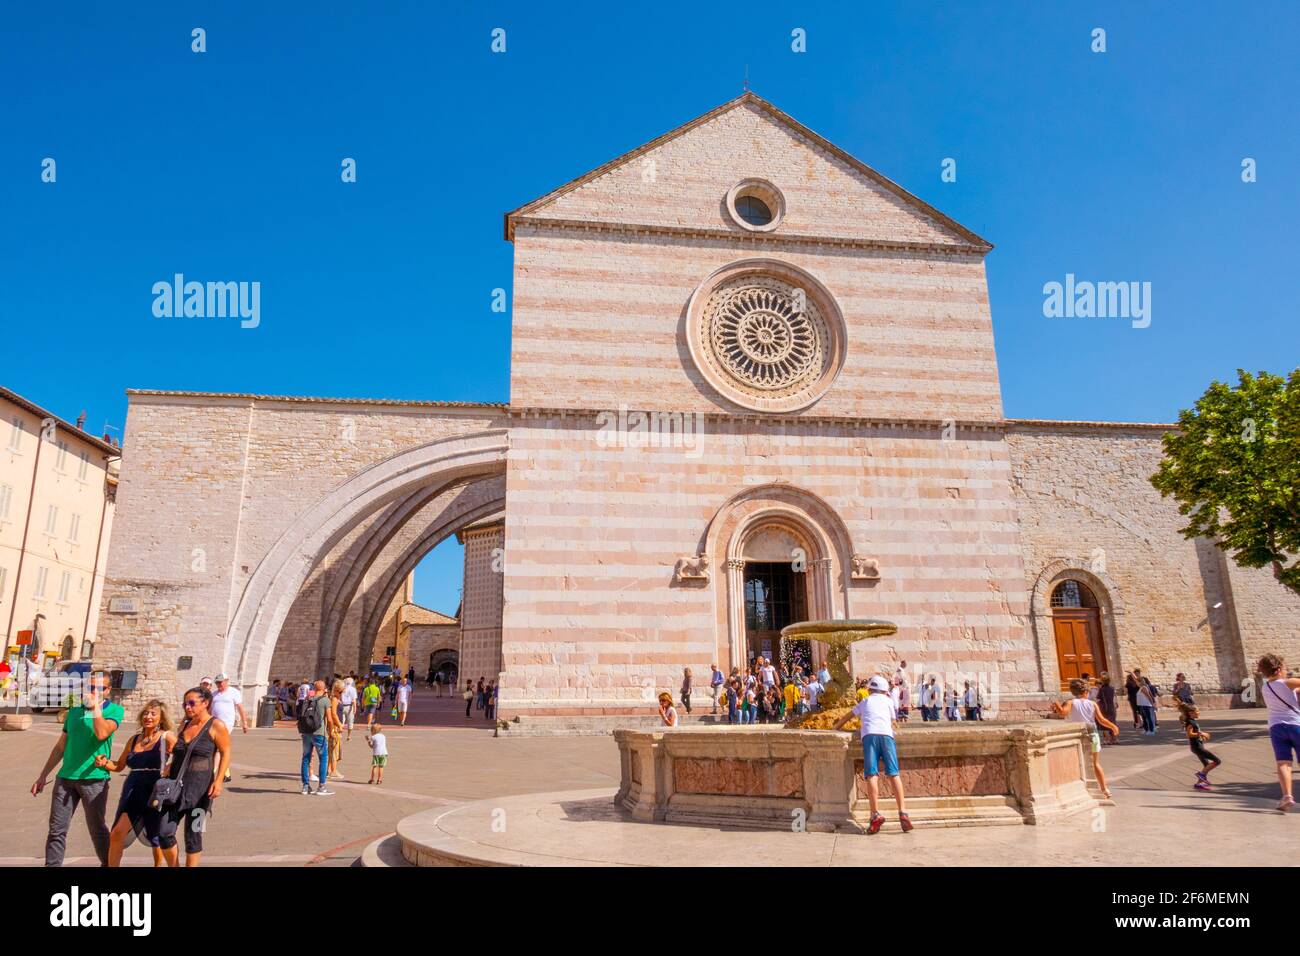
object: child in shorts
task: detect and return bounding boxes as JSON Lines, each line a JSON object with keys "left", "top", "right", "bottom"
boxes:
{"left": 1176, "top": 702, "right": 1221, "bottom": 790}
{"left": 367, "top": 721, "right": 388, "bottom": 785}
{"left": 1051, "top": 677, "right": 1119, "bottom": 798}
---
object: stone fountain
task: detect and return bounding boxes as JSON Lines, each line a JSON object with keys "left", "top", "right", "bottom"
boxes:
{"left": 781, "top": 618, "right": 897, "bottom": 724}
{"left": 611, "top": 617, "right": 1106, "bottom": 833}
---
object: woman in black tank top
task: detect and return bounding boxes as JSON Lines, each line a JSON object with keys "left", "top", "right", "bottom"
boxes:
{"left": 94, "top": 699, "right": 177, "bottom": 866}
{"left": 158, "top": 686, "right": 232, "bottom": 867}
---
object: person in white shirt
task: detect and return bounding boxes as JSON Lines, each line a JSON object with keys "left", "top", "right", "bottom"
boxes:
{"left": 1258, "top": 653, "right": 1300, "bottom": 812}
{"left": 804, "top": 678, "right": 824, "bottom": 711}
{"left": 759, "top": 658, "right": 777, "bottom": 688}
{"left": 962, "top": 680, "right": 982, "bottom": 721}
{"left": 395, "top": 677, "right": 412, "bottom": 726}
{"left": 366, "top": 721, "right": 388, "bottom": 785}
{"left": 339, "top": 677, "right": 359, "bottom": 740}
{"left": 921, "top": 677, "right": 943, "bottom": 721}
{"left": 835, "top": 675, "right": 912, "bottom": 834}
{"left": 210, "top": 674, "right": 247, "bottom": 734}
{"left": 1051, "top": 677, "right": 1119, "bottom": 799}
{"left": 210, "top": 673, "right": 247, "bottom": 783}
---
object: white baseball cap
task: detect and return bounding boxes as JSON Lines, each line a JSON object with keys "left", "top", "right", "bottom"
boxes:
{"left": 200, "top": 676, "right": 213, "bottom": 685}
{"left": 214, "top": 672, "right": 229, "bottom": 682}
{"left": 867, "top": 675, "right": 890, "bottom": 693}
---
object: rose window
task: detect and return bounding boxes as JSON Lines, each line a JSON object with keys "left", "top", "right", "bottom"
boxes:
{"left": 711, "top": 283, "right": 818, "bottom": 390}
{"left": 687, "top": 260, "right": 846, "bottom": 413}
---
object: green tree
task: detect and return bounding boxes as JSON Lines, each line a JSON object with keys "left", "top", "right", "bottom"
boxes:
{"left": 1151, "top": 369, "right": 1300, "bottom": 595}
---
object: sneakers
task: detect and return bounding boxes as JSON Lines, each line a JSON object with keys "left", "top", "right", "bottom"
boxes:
{"left": 1194, "top": 770, "right": 1208, "bottom": 783}
{"left": 1194, "top": 781, "right": 1212, "bottom": 791}
{"left": 867, "top": 813, "right": 885, "bottom": 835}
{"left": 313, "top": 787, "right": 335, "bottom": 796}
{"left": 899, "top": 812, "right": 914, "bottom": 833}
{"left": 1278, "top": 795, "right": 1296, "bottom": 813}
{"left": 301, "top": 785, "right": 310, "bottom": 795}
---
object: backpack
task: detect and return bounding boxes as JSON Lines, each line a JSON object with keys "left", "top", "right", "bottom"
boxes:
{"left": 296, "top": 696, "right": 322, "bottom": 735}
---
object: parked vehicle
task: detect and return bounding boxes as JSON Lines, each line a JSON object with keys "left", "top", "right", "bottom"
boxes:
{"left": 367, "top": 662, "right": 394, "bottom": 680}
{"left": 27, "top": 661, "right": 96, "bottom": 713}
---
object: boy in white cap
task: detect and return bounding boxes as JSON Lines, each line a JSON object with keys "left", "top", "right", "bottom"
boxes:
{"left": 835, "top": 674, "right": 912, "bottom": 834}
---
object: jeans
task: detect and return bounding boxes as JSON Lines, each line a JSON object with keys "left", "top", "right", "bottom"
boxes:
{"left": 681, "top": 691, "right": 691, "bottom": 714}
{"left": 1139, "top": 706, "right": 1156, "bottom": 733}
{"left": 742, "top": 708, "right": 753, "bottom": 725}
{"left": 727, "top": 702, "right": 737, "bottom": 723}
{"left": 301, "top": 734, "right": 328, "bottom": 788}
{"left": 45, "top": 777, "right": 111, "bottom": 866}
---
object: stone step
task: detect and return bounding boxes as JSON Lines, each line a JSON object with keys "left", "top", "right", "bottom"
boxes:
{"left": 853, "top": 795, "right": 1025, "bottom": 829}
{"left": 360, "top": 833, "right": 412, "bottom": 868}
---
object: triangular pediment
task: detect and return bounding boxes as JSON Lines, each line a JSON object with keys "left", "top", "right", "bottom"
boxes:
{"left": 506, "top": 93, "right": 990, "bottom": 252}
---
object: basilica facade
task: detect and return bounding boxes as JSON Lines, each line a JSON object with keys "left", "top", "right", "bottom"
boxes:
{"left": 95, "top": 94, "right": 1298, "bottom": 721}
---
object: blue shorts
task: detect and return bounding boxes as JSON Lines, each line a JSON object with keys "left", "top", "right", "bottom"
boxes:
{"left": 861, "top": 734, "right": 900, "bottom": 777}
{"left": 1269, "top": 723, "right": 1300, "bottom": 762}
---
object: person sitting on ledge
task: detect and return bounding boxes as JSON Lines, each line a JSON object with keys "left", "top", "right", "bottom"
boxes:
{"left": 657, "top": 692, "right": 679, "bottom": 728}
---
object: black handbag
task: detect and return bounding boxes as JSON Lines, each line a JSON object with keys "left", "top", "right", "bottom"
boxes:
{"left": 148, "top": 718, "right": 209, "bottom": 812}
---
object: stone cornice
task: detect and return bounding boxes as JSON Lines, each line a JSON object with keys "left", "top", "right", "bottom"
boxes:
{"left": 510, "top": 216, "right": 989, "bottom": 257}
{"left": 505, "top": 405, "right": 1178, "bottom": 434}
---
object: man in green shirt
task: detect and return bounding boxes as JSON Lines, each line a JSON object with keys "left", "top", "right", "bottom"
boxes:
{"left": 30, "top": 671, "right": 123, "bottom": 866}
{"left": 362, "top": 679, "right": 382, "bottom": 729}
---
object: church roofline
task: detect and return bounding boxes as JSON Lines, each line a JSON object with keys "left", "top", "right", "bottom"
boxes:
{"left": 503, "top": 91, "right": 993, "bottom": 253}
{"left": 126, "top": 389, "right": 507, "bottom": 411}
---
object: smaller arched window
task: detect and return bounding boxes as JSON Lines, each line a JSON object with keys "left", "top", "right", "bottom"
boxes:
{"left": 1051, "top": 579, "right": 1098, "bottom": 609}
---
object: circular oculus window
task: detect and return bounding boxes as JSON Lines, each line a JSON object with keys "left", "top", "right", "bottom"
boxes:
{"left": 686, "top": 259, "right": 846, "bottom": 413}
{"left": 725, "top": 179, "right": 785, "bottom": 233}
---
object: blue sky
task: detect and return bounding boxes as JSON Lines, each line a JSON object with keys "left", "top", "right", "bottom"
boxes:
{"left": 4, "top": 2, "right": 1297, "bottom": 614}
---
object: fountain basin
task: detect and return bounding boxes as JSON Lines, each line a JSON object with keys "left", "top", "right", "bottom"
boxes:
{"left": 614, "top": 721, "right": 1104, "bottom": 831}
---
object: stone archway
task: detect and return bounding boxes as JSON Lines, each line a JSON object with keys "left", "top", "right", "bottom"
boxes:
{"left": 319, "top": 476, "right": 505, "bottom": 676}
{"left": 701, "top": 484, "right": 858, "bottom": 672}
{"left": 1029, "top": 559, "right": 1125, "bottom": 693}
{"left": 226, "top": 430, "right": 508, "bottom": 701}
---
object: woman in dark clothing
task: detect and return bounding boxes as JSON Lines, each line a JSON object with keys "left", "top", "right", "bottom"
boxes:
{"left": 95, "top": 699, "right": 176, "bottom": 866}
{"left": 1096, "top": 673, "right": 1119, "bottom": 744}
{"left": 158, "top": 686, "right": 231, "bottom": 868}
{"left": 1124, "top": 672, "right": 1141, "bottom": 728}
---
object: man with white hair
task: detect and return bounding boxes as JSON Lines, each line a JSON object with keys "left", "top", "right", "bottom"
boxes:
{"left": 211, "top": 672, "right": 248, "bottom": 782}
{"left": 340, "top": 676, "right": 358, "bottom": 741}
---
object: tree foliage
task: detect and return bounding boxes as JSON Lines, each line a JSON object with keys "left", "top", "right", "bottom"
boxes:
{"left": 1151, "top": 369, "right": 1300, "bottom": 595}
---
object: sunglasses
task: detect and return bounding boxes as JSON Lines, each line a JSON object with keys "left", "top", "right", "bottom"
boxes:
{"left": 182, "top": 699, "right": 201, "bottom": 708}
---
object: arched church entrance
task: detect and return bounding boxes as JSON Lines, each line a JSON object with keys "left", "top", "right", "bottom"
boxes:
{"left": 738, "top": 522, "right": 812, "bottom": 672}
{"left": 1050, "top": 579, "right": 1106, "bottom": 688}
{"left": 702, "top": 484, "right": 863, "bottom": 675}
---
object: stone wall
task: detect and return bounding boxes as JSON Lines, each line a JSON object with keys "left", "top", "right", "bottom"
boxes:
{"left": 1007, "top": 422, "right": 1299, "bottom": 695}
{"left": 500, "top": 414, "right": 1036, "bottom": 718}
{"left": 96, "top": 392, "right": 505, "bottom": 705}
{"left": 407, "top": 622, "right": 460, "bottom": 680}
{"left": 458, "top": 521, "right": 504, "bottom": 686}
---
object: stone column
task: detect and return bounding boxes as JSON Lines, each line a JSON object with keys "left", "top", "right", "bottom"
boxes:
{"left": 726, "top": 558, "right": 747, "bottom": 671}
